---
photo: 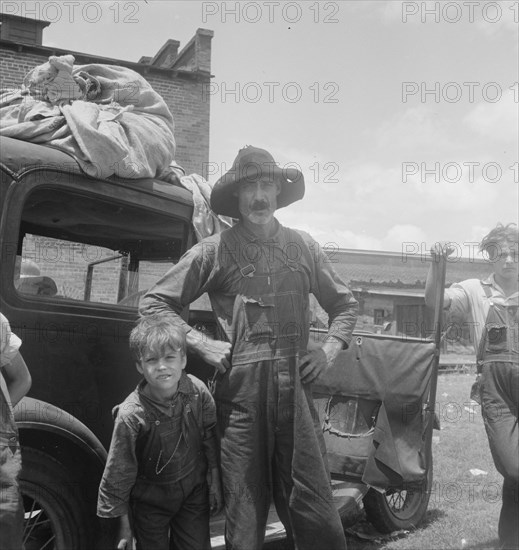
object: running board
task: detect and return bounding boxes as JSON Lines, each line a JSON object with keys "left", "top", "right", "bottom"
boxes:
{"left": 210, "top": 479, "right": 367, "bottom": 548}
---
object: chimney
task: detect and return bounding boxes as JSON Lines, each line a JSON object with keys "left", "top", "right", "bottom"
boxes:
{"left": 171, "top": 28, "right": 214, "bottom": 74}
{"left": 147, "top": 39, "right": 181, "bottom": 68}
{"left": 0, "top": 14, "right": 50, "bottom": 46}
{"left": 193, "top": 28, "right": 213, "bottom": 74}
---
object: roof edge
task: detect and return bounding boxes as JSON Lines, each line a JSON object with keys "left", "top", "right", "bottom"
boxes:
{"left": 0, "top": 39, "right": 211, "bottom": 80}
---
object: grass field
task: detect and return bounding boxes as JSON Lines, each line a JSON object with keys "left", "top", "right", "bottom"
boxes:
{"left": 344, "top": 371, "right": 502, "bottom": 550}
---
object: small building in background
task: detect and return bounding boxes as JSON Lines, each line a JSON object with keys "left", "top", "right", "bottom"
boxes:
{"left": 320, "top": 248, "right": 489, "bottom": 348}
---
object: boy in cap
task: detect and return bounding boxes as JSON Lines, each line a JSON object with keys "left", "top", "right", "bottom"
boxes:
{"left": 426, "top": 223, "right": 518, "bottom": 550}
{"left": 140, "top": 146, "right": 358, "bottom": 550}
{"left": 0, "top": 312, "right": 32, "bottom": 550}
{"left": 97, "top": 315, "right": 222, "bottom": 550}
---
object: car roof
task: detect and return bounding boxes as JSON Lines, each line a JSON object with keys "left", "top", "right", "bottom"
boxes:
{"left": 0, "top": 136, "right": 195, "bottom": 206}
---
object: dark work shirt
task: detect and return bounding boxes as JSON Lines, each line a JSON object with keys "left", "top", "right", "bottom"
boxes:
{"left": 140, "top": 220, "right": 358, "bottom": 360}
{"left": 97, "top": 372, "right": 217, "bottom": 518}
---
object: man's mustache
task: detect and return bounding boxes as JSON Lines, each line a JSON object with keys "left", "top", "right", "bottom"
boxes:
{"left": 251, "top": 200, "right": 270, "bottom": 211}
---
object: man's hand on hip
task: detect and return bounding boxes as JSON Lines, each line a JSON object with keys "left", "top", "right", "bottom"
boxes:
{"left": 187, "top": 329, "right": 232, "bottom": 373}
{"left": 299, "top": 337, "right": 343, "bottom": 384}
{"left": 298, "top": 348, "right": 328, "bottom": 384}
{"left": 202, "top": 339, "right": 232, "bottom": 373}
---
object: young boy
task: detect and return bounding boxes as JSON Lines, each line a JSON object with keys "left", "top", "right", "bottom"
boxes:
{"left": 97, "top": 315, "right": 222, "bottom": 550}
{"left": 1, "top": 312, "right": 32, "bottom": 550}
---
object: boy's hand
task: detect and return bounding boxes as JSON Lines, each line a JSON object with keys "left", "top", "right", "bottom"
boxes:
{"left": 208, "top": 467, "right": 224, "bottom": 516}
{"left": 116, "top": 514, "right": 134, "bottom": 550}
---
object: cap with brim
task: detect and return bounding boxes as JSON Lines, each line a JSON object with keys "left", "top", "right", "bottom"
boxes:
{"left": 16, "top": 277, "right": 58, "bottom": 296}
{"left": 15, "top": 258, "right": 58, "bottom": 296}
{"left": 210, "top": 146, "right": 305, "bottom": 218}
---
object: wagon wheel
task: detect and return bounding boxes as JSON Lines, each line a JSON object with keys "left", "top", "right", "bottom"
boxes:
{"left": 363, "top": 445, "right": 433, "bottom": 534}
{"left": 363, "top": 401, "right": 434, "bottom": 534}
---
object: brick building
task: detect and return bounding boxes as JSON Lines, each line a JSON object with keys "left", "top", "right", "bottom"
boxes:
{"left": 1, "top": 13, "right": 214, "bottom": 303}
{"left": 0, "top": 13, "right": 213, "bottom": 175}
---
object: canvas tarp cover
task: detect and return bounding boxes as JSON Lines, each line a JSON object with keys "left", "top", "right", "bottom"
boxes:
{"left": 312, "top": 334, "right": 436, "bottom": 490}
{"left": 0, "top": 55, "right": 175, "bottom": 179}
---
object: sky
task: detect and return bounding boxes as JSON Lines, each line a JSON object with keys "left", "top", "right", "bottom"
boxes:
{"left": 2, "top": 0, "right": 518, "bottom": 256}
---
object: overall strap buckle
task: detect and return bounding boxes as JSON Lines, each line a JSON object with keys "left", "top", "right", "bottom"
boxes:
{"left": 240, "top": 264, "right": 256, "bottom": 278}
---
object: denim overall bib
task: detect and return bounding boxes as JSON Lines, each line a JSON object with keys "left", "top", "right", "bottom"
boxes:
{"left": 215, "top": 227, "right": 347, "bottom": 550}
{"left": 477, "top": 283, "right": 518, "bottom": 367}
{"left": 477, "top": 283, "right": 519, "bottom": 549}
{"left": 130, "top": 389, "right": 210, "bottom": 550}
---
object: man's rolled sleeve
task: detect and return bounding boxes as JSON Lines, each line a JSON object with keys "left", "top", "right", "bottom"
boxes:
{"left": 139, "top": 242, "right": 214, "bottom": 334}
{"left": 97, "top": 413, "right": 140, "bottom": 518}
{"left": 445, "top": 283, "right": 470, "bottom": 324}
{"left": 310, "top": 241, "right": 358, "bottom": 347}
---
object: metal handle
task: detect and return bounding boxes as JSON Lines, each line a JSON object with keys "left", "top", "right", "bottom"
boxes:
{"left": 424, "top": 253, "right": 448, "bottom": 472}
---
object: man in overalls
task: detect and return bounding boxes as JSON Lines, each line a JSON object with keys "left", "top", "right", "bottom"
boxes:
{"left": 140, "top": 146, "right": 358, "bottom": 550}
{"left": 426, "top": 223, "right": 518, "bottom": 550}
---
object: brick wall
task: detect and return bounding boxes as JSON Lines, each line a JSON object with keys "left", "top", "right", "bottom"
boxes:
{"left": 0, "top": 48, "right": 49, "bottom": 87}
{"left": 20, "top": 235, "right": 171, "bottom": 305}
{"left": 145, "top": 73, "right": 210, "bottom": 175}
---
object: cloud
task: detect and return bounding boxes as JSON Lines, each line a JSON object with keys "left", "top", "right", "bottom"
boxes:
{"left": 276, "top": 154, "right": 512, "bottom": 252}
{"left": 382, "top": 224, "right": 427, "bottom": 251}
{"left": 464, "top": 88, "right": 519, "bottom": 143}
{"left": 406, "top": 164, "right": 500, "bottom": 211}
{"left": 472, "top": 1, "right": 519, "bottom": 36}
{"left": 314, "top": 229, "right": 382, "bottom": 251}
{"left": 381, "top": 0, "right": 519, "bottom": 32}
{"left": 276, "top": 215, "right": 383, "bottom": 251}
{"left": 380, "top": 0, "right": 407, "bottom": 23}
{"left": 215, "top": 104, "right": 515, "bottom": 255}
{"left": 375, "top": 106, "right": 453, "bottom": 153}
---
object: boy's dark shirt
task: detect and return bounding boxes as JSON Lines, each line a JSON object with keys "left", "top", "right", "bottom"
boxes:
{"left": 97, "top": 372, "right": 217, "bottom": 518}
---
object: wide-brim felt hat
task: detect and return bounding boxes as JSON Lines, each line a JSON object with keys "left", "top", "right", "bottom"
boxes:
{"left": 210, "top": 146, "right": 305, "bottom": 218}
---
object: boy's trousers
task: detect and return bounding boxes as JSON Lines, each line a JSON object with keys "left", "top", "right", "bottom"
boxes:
{"left": 130, "top": 464, "right": 210, "bottom": 550}
{"left": 129, "top": 388, "right": 211, "bottom": 550}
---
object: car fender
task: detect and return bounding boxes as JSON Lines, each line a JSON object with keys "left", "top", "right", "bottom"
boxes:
{"left": 14, "top": 396, "right": 107, "bottom": 472}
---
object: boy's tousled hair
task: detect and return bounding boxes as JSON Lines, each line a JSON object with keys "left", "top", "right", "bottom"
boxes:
{"left": 480, "top": 223, "right": 519, "bottom": 253}
{"left": 129, "top": 314, "right": 186, "bottom": 361}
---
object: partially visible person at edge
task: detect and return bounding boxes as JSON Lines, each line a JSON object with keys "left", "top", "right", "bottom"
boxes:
{"left": 139, "top": 145, "right": 359, "bottom": 550}
{"left": 425, "top": 223, "right": 518, "bottom": 550}
{"left": 97, "top": 316, "right": 222, "bottom": 550}
{"left": 0, "top": 312, "right": 32, "bottom": 550}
